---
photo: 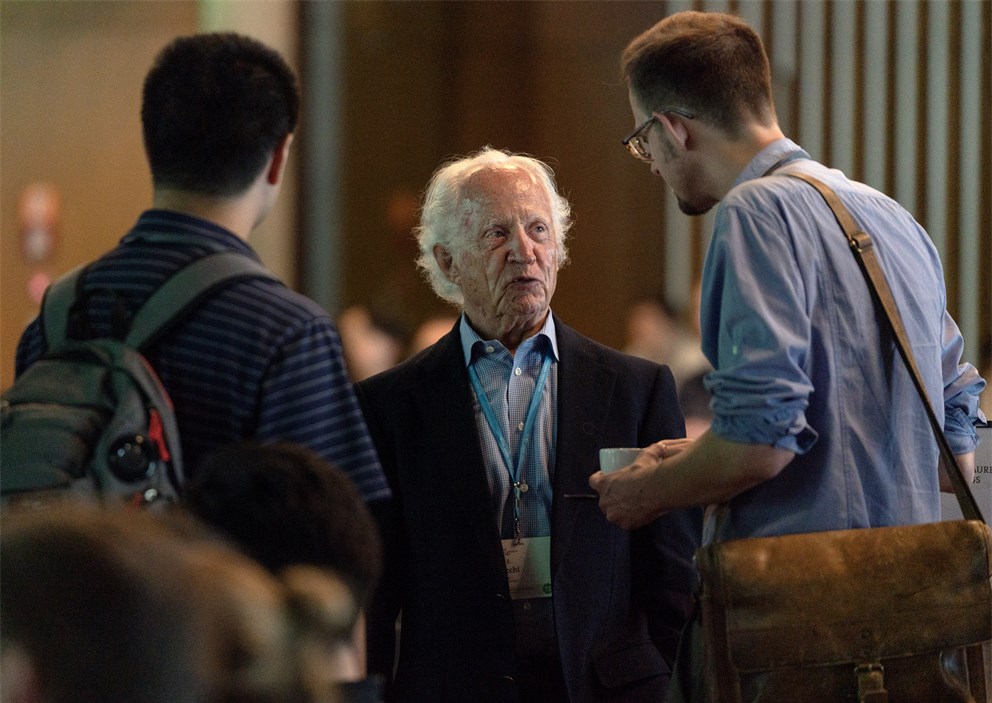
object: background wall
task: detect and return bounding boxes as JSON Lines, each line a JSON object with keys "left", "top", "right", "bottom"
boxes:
{"left": 2, "top": 0, "right": 989, "bottom": 391}
{"left": 2, "top": 2, "right": 195, "bottom": 390}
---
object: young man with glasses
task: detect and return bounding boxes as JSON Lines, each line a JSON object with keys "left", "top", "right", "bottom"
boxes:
{"left": 592, "top": 11, "right": 985, "bottom": 700}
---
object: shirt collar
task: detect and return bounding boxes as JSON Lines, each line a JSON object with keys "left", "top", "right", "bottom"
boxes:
{"left": 459, "top": 312, "right": 559, "bottom": 367}
{"left": 124, "top": 209, "right": 258, "bottom": 258}
{"left": 732, "top": 138, "right": 809, "bottom": 189}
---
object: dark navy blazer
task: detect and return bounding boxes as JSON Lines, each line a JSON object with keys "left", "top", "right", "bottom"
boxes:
{"left": 356, "top": 317, "right": 701, "bottom": 702}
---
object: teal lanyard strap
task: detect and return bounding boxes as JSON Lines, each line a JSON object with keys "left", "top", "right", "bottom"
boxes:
{"left": 468, "top": 351, "right": 553, "bottom": 543}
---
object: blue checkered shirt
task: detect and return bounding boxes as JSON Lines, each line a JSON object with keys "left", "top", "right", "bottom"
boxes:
{"left": 460, "top": 314, "right": 558, "bottom": 538}
{"left": 460, "top": 313, "right": 560, "bottom": 659}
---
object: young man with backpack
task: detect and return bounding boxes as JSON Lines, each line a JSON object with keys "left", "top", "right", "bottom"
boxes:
{"left": 11, "top": 33, "right": 390, "bottom": 504}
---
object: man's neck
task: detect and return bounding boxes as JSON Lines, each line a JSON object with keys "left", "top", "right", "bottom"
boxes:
{"left": 152, "top": 189, "right": 257, "bottom": 241}
{"left": 710, "top": 122, "right": 786, "bottom": 199}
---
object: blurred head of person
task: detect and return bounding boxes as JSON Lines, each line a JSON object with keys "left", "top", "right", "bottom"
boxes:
{"left": 337, "top": 304, "right": 408, "bottom": 382}
{"left": 0, "top": 503, "right": 311, "bottom": 703}
{"left": 183, "top": 441, "right": 382, "bottom": 614}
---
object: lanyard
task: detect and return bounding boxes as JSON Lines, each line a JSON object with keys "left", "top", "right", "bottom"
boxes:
{"left": 468, "top": 349, "right": 553, "bottom": 544}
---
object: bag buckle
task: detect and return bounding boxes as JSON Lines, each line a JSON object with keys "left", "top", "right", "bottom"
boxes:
{"left": 855, "top": 660, "right": 887, "bottom": 703}
{"left": 849, "top": 230, "right": 874, "bottom": 253}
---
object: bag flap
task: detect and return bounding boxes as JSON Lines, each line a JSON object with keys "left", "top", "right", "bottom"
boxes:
{"left": 698, "top": 521, "right": 992, "bottom": 671}
{"left": 2, "top": 343, "right": 120, "bottom": 407}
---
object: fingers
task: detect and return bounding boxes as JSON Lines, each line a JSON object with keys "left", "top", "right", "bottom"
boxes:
{"left": 589, "top": 450, "right": 673, "bottom": 530}
{"left": 588, "top": 470, "right": 604, "bottom": 492}
{"left": 589, "top": 469, "right": 640, "bottom": 530}
{"left": 645, "top": 437, "right": 693, "bottom": 460}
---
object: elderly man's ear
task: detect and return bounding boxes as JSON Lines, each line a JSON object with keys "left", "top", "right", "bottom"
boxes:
{"left": 433, "top": 245, "right": 456, "bottom": 283}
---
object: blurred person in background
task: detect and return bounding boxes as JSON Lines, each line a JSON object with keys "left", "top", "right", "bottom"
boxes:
{"left": 623, "top": 293, "right": 709, "bottom": 387}
{"left": 407, "top": 313, "right": 459, "bottom": 357}
{"left": 0, "top": 503, "right": 317, "bottom": 703}
{"left": 183, "top": 441, "right": 385, "bottom": 703}
{"left": 337, "top": 304, "right": 408, "bottom": 382}
{"left": 676, "top": 370, "right": 713, "bottom": 441}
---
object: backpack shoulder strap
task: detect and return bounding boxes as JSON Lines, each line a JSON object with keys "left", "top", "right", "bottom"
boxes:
{"left": 40, "top": 263, "right": 88, "bottom": 350}
{"left": 125, "top": 252, "right": 279, "bottom": 351}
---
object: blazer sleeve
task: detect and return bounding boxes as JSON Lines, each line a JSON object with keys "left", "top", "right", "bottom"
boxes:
{"left": 354, "top": 379, "right": 405, "bottom": 689}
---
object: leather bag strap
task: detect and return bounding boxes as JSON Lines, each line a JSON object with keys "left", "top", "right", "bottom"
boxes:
{"left": 783, "top": 172, "right": 984, "bottom": 523}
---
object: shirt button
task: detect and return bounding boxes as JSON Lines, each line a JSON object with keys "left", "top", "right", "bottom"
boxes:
{"left": 514, "top": 367, "right": 522, "bottom": 376}
{"left": 517, "top": 421, "right": 525, "bottom": 431}
{"left": 486, "top": 345, "right": 495, "bottom": 353}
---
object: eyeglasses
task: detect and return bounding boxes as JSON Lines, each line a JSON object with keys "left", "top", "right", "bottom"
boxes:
{"left": 621, "top": 108, "right": 696, "bottom": 162}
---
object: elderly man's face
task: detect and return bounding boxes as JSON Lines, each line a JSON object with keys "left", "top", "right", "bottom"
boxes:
{"left": 440, "top": 166, "right": 558, "bottom": 345}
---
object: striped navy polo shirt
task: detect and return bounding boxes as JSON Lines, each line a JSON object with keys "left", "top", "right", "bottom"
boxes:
{"left": 15, "top": 209, "right": 390, "bottom": 503}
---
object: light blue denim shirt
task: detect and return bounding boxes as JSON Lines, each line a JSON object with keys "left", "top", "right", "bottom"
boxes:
{"left": 701, "top": 138, "right": 986, "bottom": 541}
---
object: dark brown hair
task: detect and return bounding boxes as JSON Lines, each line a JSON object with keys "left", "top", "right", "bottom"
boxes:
{"left": 142, "top": 32, "right": 299, "bottom": 197}
{"left": 622, "top": 11, "right": 776, "bottom": 137}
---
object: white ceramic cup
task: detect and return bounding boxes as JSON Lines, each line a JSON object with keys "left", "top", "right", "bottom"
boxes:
{"left": 598, "top": 447, "right": 641, "bottom": 474}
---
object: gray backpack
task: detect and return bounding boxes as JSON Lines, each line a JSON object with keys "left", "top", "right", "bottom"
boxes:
{"left": 1, "top": 252, "right": 276, "bottom": 507}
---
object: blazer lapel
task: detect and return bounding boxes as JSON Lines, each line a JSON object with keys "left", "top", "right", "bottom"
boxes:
{"left": 411, "top": 329, "right": 507, "bottom": 577}
{"left": 551, "top": 319, "right": 617, "bottom": 576}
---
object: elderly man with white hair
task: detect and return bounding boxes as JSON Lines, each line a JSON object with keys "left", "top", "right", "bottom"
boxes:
{"left": 355, "top": 147, "right": 701, "bottom": 703}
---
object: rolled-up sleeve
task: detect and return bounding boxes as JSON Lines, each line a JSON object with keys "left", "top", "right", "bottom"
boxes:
{"left": 701, "top": 203, "right": 818, "bottom": 454}
{"left": 940, "top": 309, "right": 986, "bottom": 453}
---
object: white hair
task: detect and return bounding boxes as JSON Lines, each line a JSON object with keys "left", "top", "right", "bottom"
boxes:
{"left": 415, "top": 146, "right": 572, "bottom": 306}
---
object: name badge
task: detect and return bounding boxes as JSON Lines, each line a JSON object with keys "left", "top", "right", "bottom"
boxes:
{"left": 501, "top": 535, "right": 552, "bottom": 600}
